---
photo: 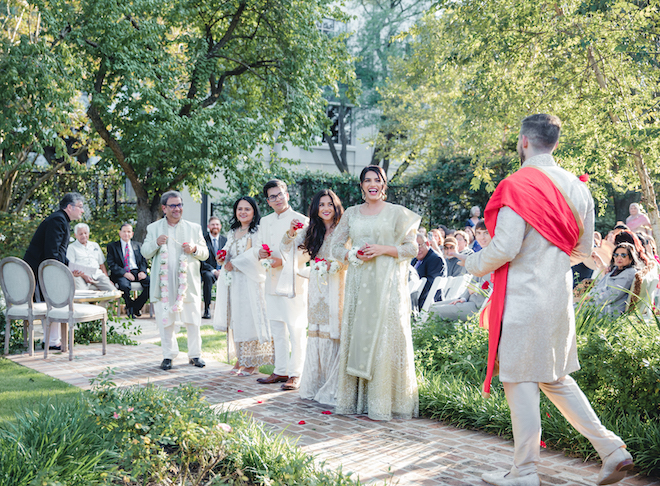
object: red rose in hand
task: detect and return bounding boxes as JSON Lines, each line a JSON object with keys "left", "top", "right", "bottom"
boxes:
{"left": 357, "top": 249, "right": 364, "bottom": 255}
{"left": 579, "top": 173, "right": 589, "bottom": 182}
{"left": 482, "top": 281, "right": 490, "bottom": 290}
{"left": 295, "top": 222, "right": 304, "bottom": 230}
{"left": 262, "top": 244, "right": 272, "bottom": 256}
{"left": 217, "top": 249, "right": 227, "bottom": 261}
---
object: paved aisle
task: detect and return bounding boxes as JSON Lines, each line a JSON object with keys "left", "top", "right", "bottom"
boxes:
{"left": 8, "top": 319, "right": 659, "bottom": 486}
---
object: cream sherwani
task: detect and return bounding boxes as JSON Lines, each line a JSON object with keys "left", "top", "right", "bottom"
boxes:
{"left": 258, "top": 207, "right": 309, "bottom": 377}
{"left": 465, "top": 154, "right": 624, "bottom": 477}
{"left": 142, "top": 218, "right": 209, "bottom": 360}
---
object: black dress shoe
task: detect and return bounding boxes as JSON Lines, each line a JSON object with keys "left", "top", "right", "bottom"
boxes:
{"left": 134, "top": 309, "right": 142, "bottom": 317}
{"left": 41, "top": 343, "right": 62, "bottom": 351}
{"left": 202, "top": 309, "right": 211, "bottom": 319}
{"left": 189, "top": 357, "right": 206, "bottom": 368}
{"left": 160, "top": 359, "right": 172, "bottom": 370}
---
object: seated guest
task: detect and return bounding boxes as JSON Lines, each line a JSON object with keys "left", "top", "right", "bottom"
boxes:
{"left": 66, "top": 223, "right": 115, "bottom": 291}
{"left": 626, "top": 202, "right": 652, "bottom": 233}
{"left": 454, "top": 230, "right": 474, "bottom": 256}
{"left": 107, "top": 223, "right": 150, "bottom": 318}
{"left": 582, "top": 242, "right": 639, "bottom": 316}
{"left": 429, "top": 228, "right": 444, "bottom": 254}
{"left": 444, "top": 236, "right": 467, "bottom": 277}
{"left": 201, "top": 216, "right": 227, "bottom": 319}
{"left": 411, "top": 232, "right": 447, "bottom": 307}
{"left": 430, "top": 221, "right": 492, "bottom": 321}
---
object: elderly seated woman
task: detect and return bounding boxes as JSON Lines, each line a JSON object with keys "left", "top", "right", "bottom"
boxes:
{"left": 581, "top": 242, "right": 639, "bottom": 316}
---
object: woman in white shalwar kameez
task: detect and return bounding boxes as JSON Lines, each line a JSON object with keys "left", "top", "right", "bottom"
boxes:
{"left": 281, "top": 189, "right": 346, "bottom": 405}
{"left": 213, "top": 197, "right": 273, "bottom": 375}
{"left": 331, "top": 166, "right": 420, "bottom": 421}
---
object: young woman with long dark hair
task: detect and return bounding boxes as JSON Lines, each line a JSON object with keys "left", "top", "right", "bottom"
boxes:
{"left": 281, "top": 189, "right": 346, "bottom": 404}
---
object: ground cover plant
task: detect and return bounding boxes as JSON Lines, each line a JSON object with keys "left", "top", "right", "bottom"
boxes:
{"left": 413, "top": 311, "right": 660, "bottom": 476}
{"left": 0, "top": 357, "right": 82, "bottom": 423}
{"left": 0, "top": 368, "right": 360, "bottom": 486}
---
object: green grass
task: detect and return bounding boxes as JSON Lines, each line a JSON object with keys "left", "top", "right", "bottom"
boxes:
{"left": 158, "top": 324, "right": 275, "bottom": 374}
{"left": 0, "top": 357, "right": 82, "bottom": 423}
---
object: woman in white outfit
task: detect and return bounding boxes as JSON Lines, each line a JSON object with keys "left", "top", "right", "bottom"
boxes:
{"left": 214, "top": 196, "right": 273, "bottom": 376}
{"left": 282, "top": 189, "right": 346, "bottom": 404}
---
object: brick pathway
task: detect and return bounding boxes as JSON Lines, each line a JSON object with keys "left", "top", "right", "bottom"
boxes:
{"left": 7, "top": 319, "right": 659, "bottom": 486}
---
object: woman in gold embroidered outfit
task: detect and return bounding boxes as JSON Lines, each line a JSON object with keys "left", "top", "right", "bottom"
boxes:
{"left": 330, "top": 166, "right": 420, "bottom": 420}
{"left": 213, "top": 196, "right": 273, "bottom": 376}
{"left": 282, "top": 189, "right": 346, "bottom": 404}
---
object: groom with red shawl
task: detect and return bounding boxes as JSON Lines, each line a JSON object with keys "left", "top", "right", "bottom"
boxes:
{"left": 460, "top": 114, "right": 633, "bottom": 486}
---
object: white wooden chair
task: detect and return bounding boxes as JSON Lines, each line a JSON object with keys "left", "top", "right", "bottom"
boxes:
{"left": 1, "top": 257, "right": 47, "bottom": 356}
{"left": 422, "top": 276, "right": 449, "bottom": 312}
{"left": 410, "top": 277, "right": 427, "bottom": 311}
{"left": 38, "top": 259, "right": 108, "bottom": 360}
{"left": 443, "top": 274, "right": 473, "bottom": 302}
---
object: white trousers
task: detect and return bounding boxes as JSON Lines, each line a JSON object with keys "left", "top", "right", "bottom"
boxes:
{"left": 42, "top": 321, "right": 61, "bottom": 346}
{"left": 271, "top": 319, "right": 307, "bottom": 377}
{"left": 503, "top": 376, "right": 625, "bottom": 477}
{"left": 158, "top": 323, "right": 202, "bottom": 360}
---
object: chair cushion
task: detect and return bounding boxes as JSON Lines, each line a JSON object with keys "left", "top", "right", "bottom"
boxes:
{"left": 6, "top": 303, "right": 48, "bottom": 318}
{"left": 47, "top": 303, "right": 107, "bottom": 320}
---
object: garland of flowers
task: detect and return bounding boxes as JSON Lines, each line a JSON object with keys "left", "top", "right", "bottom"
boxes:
{"left": 159, "top": 244, "right": 188, "bottom": 324}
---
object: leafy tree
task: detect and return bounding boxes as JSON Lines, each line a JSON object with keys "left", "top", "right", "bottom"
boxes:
{"left": 36, "top": 0, "right": 357, "bottom": 240}
{"left": 0, "top": 1, "right": 89, "bottom": 213}
{"left": 379, "top": 0, "right": 660, "bottom": 233}
{"left": 346, "top": 0, "right": 432, "bottom": 176}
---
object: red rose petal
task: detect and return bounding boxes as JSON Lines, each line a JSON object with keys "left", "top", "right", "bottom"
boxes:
{"left": 579, "top": 173, "right": 589, "bottom": 182}
{"left": 298, "top": 420, "right": 306, "bottom": 425}
{"left": 357, "top": 249, "right": 364, "bottom": 255}
{"left": 481, "top": 281, "right": 490, "bottom": 290}
{"left": 257, "top": 400, "right": 263, "bottom": 404}
{"left": 546, "top": 412, "right": 551, "bottom": 418}
{"left": 321, "top": 411, "right": 332, "bottom": 415}
{"left": 237, "top": 390, "right": 244, "bottom": 393}
{"left": 540, "top": 440, "right": 547, "bottom": 448}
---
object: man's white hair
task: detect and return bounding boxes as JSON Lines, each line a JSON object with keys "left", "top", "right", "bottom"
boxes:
{"left": 74, "top": 222, "right": 90, "bottom": 234}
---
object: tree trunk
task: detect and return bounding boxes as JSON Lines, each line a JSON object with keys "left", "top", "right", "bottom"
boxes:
{"left": 632, "top": 150, "right": 660, "bottom": 237}
{"left": 134, "top": 194, "right": 163, "bottom": 243}
{"left": 0, "top": 169, "right": 18, "bottom": 212}
{"left": 324, "top": 132, "right": 349, "bottom": 173}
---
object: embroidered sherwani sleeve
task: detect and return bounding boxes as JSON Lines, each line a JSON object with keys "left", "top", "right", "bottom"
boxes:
{"left": 465, "top": 207, "right": 526, "bottom": 278}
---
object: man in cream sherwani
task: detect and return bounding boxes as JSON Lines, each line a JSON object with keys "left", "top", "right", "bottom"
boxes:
{"left": 255, "top": 179, "right": 309, "bottom": 390}
{"left": 458, "top": 115, "right": 633, "bottom": 486}
{"left": 142, "top": 190, "right": 209, "bottom": 371}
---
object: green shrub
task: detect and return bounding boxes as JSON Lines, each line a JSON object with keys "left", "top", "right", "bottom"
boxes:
{"left": 414, "top": 311, "right": 660, "bottom": 476}
{"left": 0, "top": 399, "right": 118, "bottom": 486}
{"left": 86, "top": 370, "right": 360, "bottom": 485}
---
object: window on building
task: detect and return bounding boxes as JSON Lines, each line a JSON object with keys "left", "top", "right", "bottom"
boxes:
{"left": 324, "top": 104, "right": 353, "bottom": 146}
{"left": 318, "top": 17, "right": 345, "bottom": 36}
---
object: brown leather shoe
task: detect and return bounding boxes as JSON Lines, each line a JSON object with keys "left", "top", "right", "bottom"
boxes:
{"left": 281, "top": 376, "right": 300, "bottom": 390}
{"left": 256, "top": 373, "right": 289, "bottom": 384}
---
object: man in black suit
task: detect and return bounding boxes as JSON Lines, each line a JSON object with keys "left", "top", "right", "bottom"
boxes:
{"left": 411, "top": 232, "right": 447, "bottom": 308}
{"left": 24, "top": 192, "right": 86, "bottom": 349}
{"left": 107, "top": 223, "right": 150, "bottom": 318}
{"left": 201, "top": 216, "right": 227, "bottom": 319}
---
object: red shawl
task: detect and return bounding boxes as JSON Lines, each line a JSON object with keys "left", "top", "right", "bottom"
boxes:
{"left": 480, "top": 166, "right": 582, "bottom": 397}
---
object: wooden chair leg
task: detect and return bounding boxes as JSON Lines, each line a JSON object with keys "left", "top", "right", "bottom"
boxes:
{"left": 22, "top": 320, "right": 28, "bottom": 347}
{"left": 4, "top": 317, "right": 10, "bottom": 355}
{"left": 102, "top": 316, "right": 107, "bottom": 356}
{"left": 69, "top": 321, "right": 74, "bottom": 361}
{"left": 61, "top": 322, "right": 68, "bottom": 354}
{"left": 27, "top": 318, "right": 34, "bottom": 357}
{"left": 43, "top": 319, "right": 51, "bottom": 359}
